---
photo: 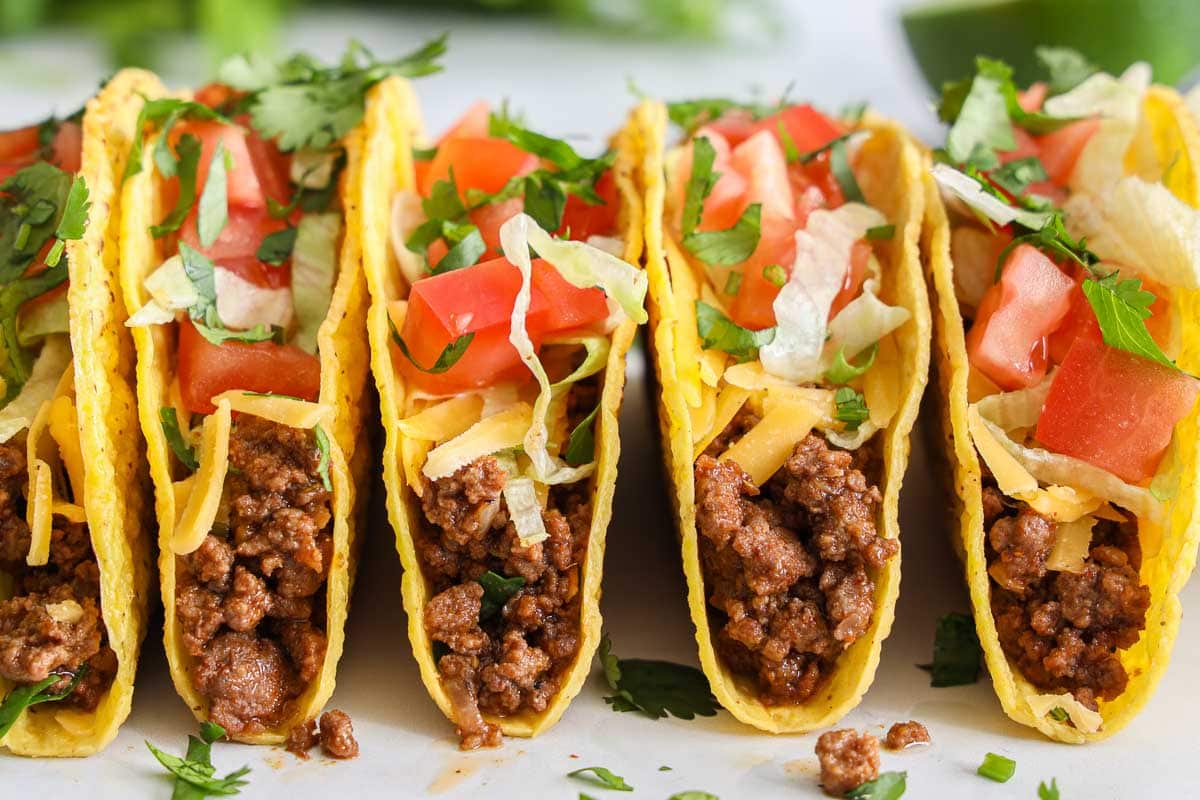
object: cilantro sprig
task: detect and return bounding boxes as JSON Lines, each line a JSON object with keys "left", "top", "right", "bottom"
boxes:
{"left": 694, "top": 301, "right": 775, "bottom": 363}
{"left": 146, "top": 721, "right": 250, "bottom": 800}
{"left": 1082, "top": 272, "right": 1180, "bottom": 371}
{"left": 477, "top": 570, "right": 525, "bottom": 621}
{"left": 679, "top": 137, "right": 761, "bottom": 265}
{"left": 564, "top": 405, "right": 600, "bottom": 467}
{"left": 598, "top": 634, "right": 719, "bottom": 720}
{"left": 834, "top": 387, "right": 870, "bottom": 431}
{"left": 0, "top": 666, "right": 88, "bottom": 739}
{"left": 847, "top": 771, "right": 907, "bottom": 799}
{"left": 314, "top": 425, "right": 332, "bottom": 492}
{"left": 388, "top": 316, "right": 474, "bottom": 374}
{"left": 568, "top": 766, "right": 633, "bottom": 792}
{"left": 921, "top": 612, "right": 982, "bottom": 687}
{"left": 160, "top": 407, "right": 198, "bottom": 471}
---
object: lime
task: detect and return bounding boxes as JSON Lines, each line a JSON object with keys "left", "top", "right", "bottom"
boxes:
{"left": 901, "top": 0, "right": 1200, "bottom": 91}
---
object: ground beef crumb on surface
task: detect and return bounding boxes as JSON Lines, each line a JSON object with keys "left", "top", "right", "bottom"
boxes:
{"left": 985, "top": 480, "right": 1150, "bottom": 710}
{"left": 175, "top": 418, "right": 333, "bottom": 737}
{"left": 0, "top": 441, "right": 115, "bottom": 711}
{"left": 318, "top": 709, "right": 358, "bottom": 759}
{"left": 418, "top": 449, "right": 591, "bottom": 750}
{"left": 816, "top": 728, "right": 880, "bottom": 796}
{"left": 285, "top": 719, "right": 318, "bottom": 758}
{"left": 693, "top": 419, "right": 895, "bottom": 706}
{"left": 885, "top": 720, "right": 930, "bottom": 750}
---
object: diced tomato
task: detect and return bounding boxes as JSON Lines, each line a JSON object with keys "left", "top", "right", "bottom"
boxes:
{"left": 1018, "top": 82, "right": 1048, "bottom": 113}
{"left": 175, "top": 121, "right": 265, "bottom": 209}
{"left": 468, "top": 195, "right": 525, "bottom": 257}
{"left": 787, "top": 153, "right": 843, "bottom": 222}
{"left": 439, "top": 101, "right": 491, "bottom": 142}
{"left": 704, "top": 110, "right": 758, "bottom": 148}
{"left": 730, "top": 129, "right": 794, "bottom": 226}
{"left": 830, "top": 240, "right": 871, "bottom": 318}
{"left": 413, "top": 157, "right": 431, "bottom": 191}
{"left": 239, "top": 121, "right": 292, "bottom": 208}
{"left": 558, "top": 169, "right": 620, "bottom": 240}
{"left": 0, "top": 125, "right": 40, "bottom": 162}
{"left": 180, "top": 205, "right": 291, "bottom": 287}
{"left": 1036, "top": 319, "right": 1200, "bottom": 484}
{"left": 1035, "top": 119, "right": 1101, "bottom": 186}
{"left": 420, "top": 137, "right": 538, "bottom": 198}
{"left": 177, "top": 318, "right": 321, "bottom": 414}
{"left": 998, "top": 127, "right": 1041, "bottom": 165}
{"left": 194, "top": 83, "right": 238, "bottom": 110}
{"left": 728, "top": 227, "right": 797, "bottom": 330}
{"left": 396, "top": 256, "right": 609, "bottom": 394}
{"left": 695, "top": 163, "right": 748, "bottom": 232}
{"left": 48, "top": 121, "right": 81, "bottom": 174}
{"left": 754, "top": 104, "right": 844, "bottom": 153}
{"left": 965, "top": 244, "right": 1076, "bottom": 390}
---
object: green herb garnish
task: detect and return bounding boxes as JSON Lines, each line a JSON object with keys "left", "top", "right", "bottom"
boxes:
{"left": 865, "top": 224, "right": 894, "bottom": 241}
{"left": 722, "top": 271, "right": 742, "bottom": 296}
{"left": 568, "top": 766, "right": 634, "bottom": 792}
{"left": 477, "top": 571, "right": 525, "bottom": 621}
{"left": 160, "top": 407, "right": 198, "bottom": 471}
{"left": 1082, "top": 272, "right": 1180, "bottom": 372}
{"left": 988, "top": 156, "right": 1048, "bottom": 197}
{"left": 829, "top": 138, "right": 864, "bottom": 203}
{"left": 684, "top": 203, "right": 762, "bottom": 266}
{"left": 389, "top": 316, "right": 474, "bottom": 375}
{"left": 1038, "top": 778, "right": 1061, "bottom": 800}
{"left": 694, "top": 300, "right": 775, "bottom": 362}
{"left": 925, "top": 612, "right": 982, "bottom": 687}
{"left": 834, "top": 386, "right": 869, "bottom": 431}
{"left": 256, "top": 227, "right": 298, "bottom": 265}
{"left": 825, "top": 343, "right": 877, "bottom": 384}
{"left": 313, "top": 424, "right": 332, "bottom": 492}
{"left": 1048, "top": 706, "right": 1069, "bottom": 722}
{"left": 1036, "top": 46, "right": 1098, "bottom": 95}
{"left": 761, "top": 263, "right": 786, "bottom": 288}
{"left": 564, "top": 405, "right": 599, "bottom": 467}
{"left": 0, "top": 666, "right": 88, "bottom": 739}
{"left": 124, "top": 98, "right": 231, "bottom": 183}
{"left": 976, "top": 752, "right": 1016, "bottom": 783}
{"left": 846, "top": 771, "right": 907, "bottom": 799}
{"left": 668, "top": 793, "right": 719, "bottom": 800}
{"left": 150, "top": 133, "right": 202, "bottom": 238}
{"left": 196, "top": 140, "right": 231, "bottom": 248}
{"left": 146, "top": 721, "right": 250, "bottom": 799}
{"left": 598, "top": 634, "right": 719, "bottom": 720}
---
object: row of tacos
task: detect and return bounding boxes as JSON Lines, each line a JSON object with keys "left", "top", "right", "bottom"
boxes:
{"left": 0, "top": 41, "right": 1198, "bottom": 757}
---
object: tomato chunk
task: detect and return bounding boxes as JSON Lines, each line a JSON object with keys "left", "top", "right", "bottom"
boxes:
{"left": 439, "top": 100, "right": 491, "bottom": 142}
{"left": 177, "top": 318, "right": 321, "bottom": 414}
{"left": 175, "top": 121, "right": 265, "bottom": 209}
{"left": 1036, "top": 320, "right": 1199, "bottom": 484}
{"left": 965, "top": 244, "right": 1075, "bottom": 390}
{"left": 0, "top": 125, "right": 40, "bottom": 162}
{"left": 396, "top": 256, "right": 608, "bottom": 394}
{"left": 1035, "top": 119, "right": 1101, "bottom": 186}
{"left": 754, "top": 104, "right": 844, "bottom": 153}
{"left": 558, "top": 169, "right": 620, "bottom": 240}
{"left": 421, "top": 137, "right": 538, "bottom": 198}
{"left": 728, "top": 226, "right": 797, "bottom": 331}
{"left": 830, "top": 240, "right": 871, "bottom": 318}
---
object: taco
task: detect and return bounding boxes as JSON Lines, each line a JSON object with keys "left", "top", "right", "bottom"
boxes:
{"left": 923, "top": 53, "right": 1200, "bottom": 742}
{"left": 359, "top": 88, "right": 648, "bottom": 747}
{"left": 115, "top": 38, "right": 444, "bottom": 744}
{"left": 0, "top": 72, "right": 159, "bottom": 756}
{"left": 641, "top": 97, "right": 930, "bottom": 732}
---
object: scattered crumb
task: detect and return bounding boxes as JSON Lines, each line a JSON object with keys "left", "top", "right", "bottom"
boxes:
{"left": 285, "top": 719, "right": 319, "bottom": 760}
{"left": 815, "top": 728, "right": 880, "bottom": 797}
{"left": 318, "top": 710, "right": 359, "bottom": 759}
{"left": 885, "top": 720, "right": 931, "bottom": 750}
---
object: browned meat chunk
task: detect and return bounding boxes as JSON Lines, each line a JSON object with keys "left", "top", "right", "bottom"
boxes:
{"left": 0, "top": 588, "right": 101, "bottom": 684}
{"left": 285, "top": 719, "right": 318, "bottom": 758}
{"left": 816, "top": 728, "right": 880, "bottom": 796}
{"left": 417, "top": 438, "right": 593, "bottom": 749}
{"left": 693, "top": 424, "right": 894, "bottom": 707}
{"left": 175, "top": 419, "right": 334, "bottom": 737}
{"left": 318, "top": 709, "right": 358, "bottom": 759}
{"left": 988, "top": 491, "right": 1150, "bottom": 709}
{"left": 194, "top": 632, "right": 300, "bottom": 735}
{"left": 885, "top": 720, "right": 930, "bottom": 750}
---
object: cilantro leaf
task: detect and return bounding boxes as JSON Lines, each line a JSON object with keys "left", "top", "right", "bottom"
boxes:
{"left": 0, "top": 666, "right": 88, "bottom": 739}
{"left": 567, "top": 766, "right": 633, "bottom": 792}
{"left": 477, "top": 571, "right": 525, "bottom": 621}
{"left": 722, "top": 271, "right": 741, "bottom": 296}
{"left": 825, "top": 343, "right": 877, "bottom": 384}
{"left": 846, "top": 771, "right": 907, "bottom": 799}
{"left": 389, "top": 317, "right": 474, "bottom": 374}
{"left": 197, "top": 140, "right": 231, "bottom": 248}
{"left": 313, "top": 425, "right": 332, "bottom": 492}
{"left": 834, "top": 386, "right": 870, "bottom": 431}
{"left": 146, "top": 721, "right": 250, "bottom": 799}
{"left": 1036, "top": 46, "right": 1098, "bottom": 95}
{"left": 54, "top": 175, "right": 90, "bottom": 243}
{"left": 776, "top": 118, "right": 800, "bottom": 163}
{"left": 798, "top": 133, "right": 853, "bottom": 165}
{"left": 943, "top": 58, "right": 1016, "bottom": 168}
{"left": 597, "top": 634, "right": 719, "bottom": 721}
{"left": 669, "top": 793, "right": 719, "bottom": 800}
{"left": 124, "top": 98, "right": 231, "bottom": 183}
{"left": 865, "top": 224, "right": 894, "bottom": 241}
{"left": 256, "top": 227, "right": 298, "bottom": 265}
{"left": 423, "top": 173, "right": 467, "bottom": 221}
{"left": 235, "top": 36, "right": 447, "bottom": 152}
{"left": 564, "top": 404, "right": 599, "bottom": 467}
{"left": 192, "top": 320, "right": 281, "bottom": 347}
{"left": 667, "top": 98, "right": 743, "bottom": 135}
{"left": 489, "top": 113, "right": 587, "bottom": 171}
{"left": 829, "top": 138, "right": 865, "bottom": 203}
{"left": 683, "top": 203, "right": 761, "bottom": 265}
{"left": 150, "top": 133, "right": 202, "bottom": 238}
{"left": 522, "top": 172, "right": 569, "bottom": 232}
{"left": 431, "top": 228, "right": 486, "bottom": 274}
{"left": 681, "top": 136, "right": 718, "bottom": 236}
{"left": 1048, "top": 706, "right": 1069, "bottom": 722}
{"left": 995, "top": 211, "right": 1097, "bottom": 278}
{"left": 694, "top": 300, "right": 775, "bottom": 362}
{"left": 178, "top": 243, "right": 218, "bottom": 319}
{"left": 1038, "top": 778, "right": 1061, "bottom": 800}
{"left": 977, "top": 752, "right": 1016, "bottom": 783}
{"left": 988, "top": 156, "right": 1048, "bottom": 197}
{"left": 1082, "top": 272, "right": 1182, "bottom": 372}
{"left": 160, "top": 407, "right": 198, "bottom": 471}
{"left": 926, "top": 612, "right": 982, "bottom": 687}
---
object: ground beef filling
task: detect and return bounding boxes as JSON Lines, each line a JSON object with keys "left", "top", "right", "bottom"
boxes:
{"left": 0, "top": 442, "right": 116, "bottom": 711}
{"left": 285, "top": 709, "right": 359, "bottom": 759}
{"left": 693, "top": 414, "right": 895, "bottom": 706}
{"left": 885, "top": 720, "right": 930, "bottom": 750}
{"left": 816, "top": 728, "right": 880, "bottom": 796}
{"left": 175, "top": 418, "right": 333, "bottom": 737}
{"left": 420, "top": 455, "right": 590, "bottom": 750}
{"left": 984, "top": 483, "right": 1151, "bottom": 710}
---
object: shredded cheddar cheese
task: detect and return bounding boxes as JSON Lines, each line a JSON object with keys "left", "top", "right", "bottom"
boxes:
{"left": 720, "top": 397, "right": 823, "bottom": 486}
{"left": 1046, "top": 515, "right": 1097, "bottom": 572}
{"left": 213, "top": 390, "right": 331, "bottom": 429}
{"left": 1015, "top": 485, "right": 1103, "bottom": 522}
{"left": 692, "top": 385, "right": 751, "bottom": 461}
{"left": 398, "top": 394, "right": 484, "bottom": 442}
{"left": 25, "top": 458, "right": 52, "bottom": 566}
{"left": 968, "top": 405, "right": 1038, "bottom": 496}
{"left": 423, "top": 403, "right": 533, "bottom": 480}
{"left": 47, "top": 395, "right": 84, "bottom": 503}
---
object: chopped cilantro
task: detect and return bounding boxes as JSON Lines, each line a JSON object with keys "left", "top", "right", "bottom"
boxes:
{"left": 846, "top": 771, "right": 907, "bottom": 799}
{"left": 694, "top": 300, "right": 775, "bottom": 362}
{"left": 825, "top": 343, "right": 877, "bottom": 384}
{"left": 412, "top": 145, "right": 437, "bottom": 161}
{"left": 192, "top": 320, "right": 282, "bottom": 346}
{"left": 0, "top": 666, "right": 88, "bottom": 739}
{"left": 865, "top": 224, "right": 894, "bottom": 241}
{"left": 256, "top": 227, "right": 298, "bottom": 265}
{"left": 829, "top": 138, "right": 864, "bottom": 203}
{"left": 160, "top": 407, "right": 198, "bottom": 471}
{"left": 1038, "top": 778, "right": 1061, "bottom": 800}
{"left": 976, "top": 752, "right": 1016, "bottom": 783}
{"left": 683, "top": 203, "right": 762, "bottom": 266}
{"left": 762, "top": 263, "right": 786, "bottom": 288}
{"left": 722, "top": 271, "right": 742, "bottom": 296}
{"left": 988, "top": 156, "right": 1048, "bottom": 197}
{"left": 123, "top": 97, "right": 231, "bottom": 183}
{"left": 564, "top": 405, "right": 599, "bottom": 467}
{"left": 146, "top": 721, "right": 250, "bottom": 799}
{"left": 1036, "top": 46, "right": 1098, "bottom": 95}
{"left": 196, "top": 140, "right": 231, "bottom": 248}
{"left": 798, "top": 133, "right": 852, "bottom": 165}
{"left": 840, "top": 100, "right": 868, "bottom": 124}
{"left": 776, "top": 118, "right": 800, "bottom": 163}
{"left": 925, "top": 612, "right": 981, "bottom": 687}
{"left": 177, "top": 243, "right": 218, "bottom": 320}
{"left": 681, "top": 136, "right": 718, "bottom": 236}
{"left": 477, "top": 571, "right": 525, "bottom": 621}
{"left": 597, "top": 634, "right": 719, "bottom": 720}
{"left": 431, "top": 227, "right": 486, "bottom": 274}
{"left": 834, "top": 386, "right": 869, "bottom": 431}
{"left": 389, "top": 316, "right": 473, "bottom": 374}
{"left": 567, "top": 766, "right": 633, "bottom": 792}
{"left": 149, "top": 133, "right": 202, "bottom": 238}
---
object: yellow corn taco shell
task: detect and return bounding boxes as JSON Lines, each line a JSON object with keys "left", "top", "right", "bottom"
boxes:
{"left": 922, "top": 85, "right": 1200, "bottom": 743}
{"left": 116, "top": 70, "right": 372, "bottom": 744}
{"left": 641, "top": 102, "right": 931, "bottom": 733}
{"left": 359, "top": 83, "right": 645, "bottom": 738}
{"left": 0, "top": 70, "right": 159, "bottom": 756}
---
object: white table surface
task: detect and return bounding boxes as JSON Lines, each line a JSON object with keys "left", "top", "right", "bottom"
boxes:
{"left": 3, "top": 3, "right": 1197, "bottom": 796}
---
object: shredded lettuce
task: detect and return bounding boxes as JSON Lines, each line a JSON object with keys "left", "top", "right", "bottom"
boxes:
{"left": 759, "top": 203, "right": 885, "bottom": 382}
{"left": 214, "top": 268, "right": 293, "bottom": 331}
{"left": 290, "top": 148, "right": 337, "bottom": 189}
{"left": 389, "top": 189, "right": 429, "bottom": 286}
{"left": 494, "top": 453, "right": 548, "bottom": 545}
{"left": 932, "top": 164, "right": 1052, "bottom": 230}
{"left": 291, "top": 211, "right": 340, "bottom": 353}
{"left": 825, "top": 254, "right": 910, "bottom": 362}
{"left": 0, "top": 335, "right": 70, "bottom": 443}
{"left": 1042, "top": 62, "right": 1150, "bottom": 122}
{"left": 126, "top": 255, "right": 196, "bottom": 326}
{"left": 974, "top": 375, "right": 1054, "bottom": 431}
{"left": 548, "top": 334, "right": 611, "bottom": 391}
{"left": 17, "top": 293, "right": 70, "bottom": 347}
